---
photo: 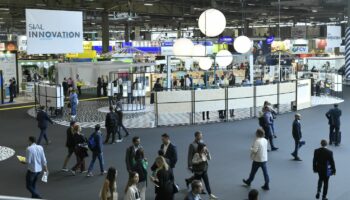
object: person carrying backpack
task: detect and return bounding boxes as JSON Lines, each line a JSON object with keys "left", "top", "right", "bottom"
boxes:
{"left": 87, "top": 124, "right": 106, "bottom": 177}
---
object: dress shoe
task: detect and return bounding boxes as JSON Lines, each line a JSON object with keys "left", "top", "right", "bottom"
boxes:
{"left": 293, "top": 157, "right": 302, "bottom": 161}
{"left": 291, "top": 152, "right": 296, "bottom": 158}
{"left": 261, "top": 185, "right": 270, "bottom": 190}
{"left": 185, "top": 179, "right": 190, "bottom": 189}
{"left": 201, "top": 190, "right": 207, "bottom": 194}
{"left": 322, "top": 197, "right": 328, "bottom": 200}
{"left": 316, "top": 192, "right": 320, "bottom": 199}
{"left": 271, "top": 147, "right": 279, "bottom": 151}
{"left": 242, "top": 179, "right": 251, "bottom": 186}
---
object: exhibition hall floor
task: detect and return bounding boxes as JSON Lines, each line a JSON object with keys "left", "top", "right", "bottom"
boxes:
{"left": 1, "top": 89, "right": 350, "bottom": 200}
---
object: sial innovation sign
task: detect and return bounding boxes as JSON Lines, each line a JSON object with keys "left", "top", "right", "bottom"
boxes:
{"left": 26, "top": 9, "right": 83, "bottom": 54}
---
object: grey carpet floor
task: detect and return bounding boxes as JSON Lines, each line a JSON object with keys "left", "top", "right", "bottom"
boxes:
{"left": 1, "top": 88, "right": 350, "bottom": 200}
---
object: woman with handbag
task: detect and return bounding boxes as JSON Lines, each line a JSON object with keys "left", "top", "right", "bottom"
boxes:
{"left": 124, "top": 172, "right": 141, "bottom": 200}
{"left": 100, "top": 167, "right": 118, "bottom": 200}
{"left": 192, "top": 143, "right": 217, "bottom": 200}
{"left": 132, "top": 149, "right": 148, "bottom": 200}
{"left": 70, "top": 125, "right": 88, "bottom": 175}
{"left": 151, "top": 156, "right": 174, "bottom": 200}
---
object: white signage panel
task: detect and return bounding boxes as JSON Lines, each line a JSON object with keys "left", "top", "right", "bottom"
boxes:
{"left": 326, "top": 26, "right": 342, "bottom": 52}
{"left": 26, "top": 9, "right": 83, "bottom": 54}
{"left": 0, "top": 53, "right": 17, "bottom": 86}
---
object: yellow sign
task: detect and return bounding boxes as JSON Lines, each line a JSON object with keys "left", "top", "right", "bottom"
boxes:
{"left": 83, "top": 41, "right": 92, "bottom": 50}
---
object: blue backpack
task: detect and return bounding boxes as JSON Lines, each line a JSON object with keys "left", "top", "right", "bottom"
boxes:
{"left": 88, "top": 133, "right": 96, "bottom": 151}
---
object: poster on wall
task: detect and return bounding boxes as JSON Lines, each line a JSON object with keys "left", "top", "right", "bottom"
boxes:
{"left": 297, "top": 79, "right": 311, "bottom": 110}
{"left": 291, "top": 26, "right": 306, "bottom": 38}
{"left": 326, "top": 26, "right": 342, "bottom": 52}
{"left": 0, "top": 53, "right": 17, "bottom": 86}
{"left": 26, "top": 9, "right": 83, "bottom": 54}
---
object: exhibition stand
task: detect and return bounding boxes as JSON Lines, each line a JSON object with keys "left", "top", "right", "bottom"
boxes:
{"left": 34, "top": 82, "right": 64, "bottom": 116}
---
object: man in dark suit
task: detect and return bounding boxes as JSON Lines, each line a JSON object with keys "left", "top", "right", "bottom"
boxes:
{"left": 36, "top": 106, "right": 53, "bottom": 145}
{"left": 104, "top": 106, "right": 118, "bottom": 144}
{"left": 291, "top": 113, "right": 304, "bottom": 161}
{"left": 125, "top": 136, "right": 142, "bottom": 173}
{"left": 313, "top": 140, "right": 336, "bottom": 200}
{"left": 160, "top": 133, "right": 178, "bottom": 169}
{"left": 325, "top": 104, "right": 342, "bottom": 146}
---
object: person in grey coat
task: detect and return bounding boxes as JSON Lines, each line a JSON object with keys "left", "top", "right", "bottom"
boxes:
{"left": 185, "top": 131, "right": 203, "bottom": 188}
{"left": 325, "top": 104, "right": 342, "bottom": 146}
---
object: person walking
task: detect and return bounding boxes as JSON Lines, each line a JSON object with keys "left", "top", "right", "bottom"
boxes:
{"left": 8, "top": 79, "right": 15, "bottom": 103}
{"left": 104, "top": 106, "right": 119, "bottom": 144}
{"left": 313, "top": 140, "right": 336, "bottom": 200}
{"left": 116, "top": 107, "right": 130, "bottom": 141}
{"left": 124, "top": 172, "right": 141, "bottom": 200}
{"left": 263, "top": 101, "right": 277, "bottom": 138}
{"left": 100, "top": 167, "right": 118, "bottom": 200}
{"left": 151, "top": 156, "right": 175, "bottom": 200}
{"left": 70, "top": 89, "right": 79, "bottom": 121}
{"left": 22, "top": 136, "right": 48, "bottom": 199}
{"left": 291, "top": 113, "right": 305, "bottom": 161}
{"left": 36, "top": 106, "right": 54, "bottom": 145}
{"left": 325, "top": 104, "right": 342, "bottom": 146}
{"left": 62, "top": 77, "right": 69, "bottom": 97}
{"left": 125, "top": 136, "right": 143, "bottom": 173}
{"left": 97, "top": 77, "right": 102, "bottom": 97}
{"left": 70, "top": 124, "right": 89, "bottom": 175}
{"left": 160, "top": 133, "right": 177, "bottom": 169}
{"left": 262, "top": 106, "right": 278, "bottom": 151}
{"left": 62, "top": 121, "right": 76, "bottom": 171}
{"left": 186, "top": 131, "right": 203, "bottom": 188}
{"left": 184, "top": 180, "right": 203, "bottom": 200}
{"left": 87, "top": 124, "right": 106, "bottom": 177}
{"left": 243, "top": 128, "right": 270, "bottom": 191}
{"left": 132, "top": 149, "right": 148, "bottom": 200}
{"left": 191, "top": 143, "right": 217, "bottom": 199}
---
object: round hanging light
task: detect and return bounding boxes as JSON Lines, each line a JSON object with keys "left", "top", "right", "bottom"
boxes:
{"left": 199, "top": 57, "right": 213, "bottom": 70}
{"left": 192, "top": 44, "right": 206, "bottom": 62}
{"left": 198, "top": 9, "right": 226, "bottom": 37}
{"left": 216, "top": 50, "right": 233, "bottom": 67}
{"left": 173, "top": 38, "right": 194, "bottom": 57}
{"left": 233, "top": 36, "right": 252, "bottom": 54}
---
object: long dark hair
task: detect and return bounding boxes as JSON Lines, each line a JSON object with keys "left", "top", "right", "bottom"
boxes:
{"left": 197, "top": 143, "right": 206, "bottom": 153}
{"left": 106, "top": 167, "right": 117, "bottom": 197}
{"left": 125, "top": 172, "right": 138, "bottom": 194}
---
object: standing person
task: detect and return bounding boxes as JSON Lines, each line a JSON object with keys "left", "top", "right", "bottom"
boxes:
{"left": 62, "top": 121, "right": 76, "bottom": 171}
{"left": 76, "top": 77, "right": 83, "bottom": 96}
{"left": 71, "top": 124, "right": 89, "bottom": 175}
{"left": 97, "top": 77, "right": 102, "bottom": 97}
{"left": 124, "top": 172, "right": 141, "bottom": 200}
{"left": 62, "top": 77, "right": 69, "bottom": 96}
{"left": 8, "top": 79, "right": 14, "bottom": 103}
{"left": 186, "top": 131, "right": 203, "bottom": 188}
{"left": 248, "top": 189, "right": 259, "bottom": 200}
{"left": 103, "top": 76, "right": 108, "bottom": 97}
{"left": 151, "top": 78, "right": 163, "bottom": 104}
{"left": 116, "top": 107, "right": 129, "bottom": 140}
{"left": 67, "top": 77, "right": 73, "bottom": 89}
{"left": 160, "top": 133, "right": 178, "bottom": 169}
{"left": 22, "top": 136, "right": 48, "bottom": 199}
{"left": 192, "top": 143, "right": 217, "bottom": 199}
{"left": 100, "top": 167, "right": 118, "bottom": 200}
{"left": 262, "top": 107, "right": 278, "bottom": 151}
{"left": 87, "top": 124, "right": 106, "bottom": 177}
{"left": 104, "top": 106, "right": 118, "bottom": 144}
{"left": 12, "top": 77, "right": 17, "bottom": 98}
{"left": 184, "top": 180, "right": 203, "bottom": 200}
{"left": 243, "top": 128, "right": 270, "bottom": 191}
{"left": 70, "top": 89, "right": 79, "bottom": 121}
{"left": 132, "top": 149, "right": 148, "bottom": 200}
{"left": 325, "top": 104, "right": 342, "bottom": 146}
{"left": 313, "top": 140, "right": 336, "bottom": 200}
{"left": 291, "top": 113, "right": 304, "bottom": 161}
{"left": 263, "top": 101, "right": 277, "bottom": 138}
{"left": 36, "top": 106, "right": 53, "bottom": 145}
{"left": 125, "top": 136, "right": 143, "bottom": 173}
{"left": 151, "top": 156, "right": 175, "bottom": 200}
{"left": 202, "top": 111, "right": 210, "bottom": 121}
{"left": 180, "top": 76, "right": 185, "bottom": 89}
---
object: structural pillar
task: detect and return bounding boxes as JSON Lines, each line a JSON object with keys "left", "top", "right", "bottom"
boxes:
{"left": 102, "top": 10, "right": 110, "bottom": 53}
{"left": 125, "top": 23, "right": 130, "bottom": 42}
{"left": 345, "top": 2, "right": 350, "bottom": 80}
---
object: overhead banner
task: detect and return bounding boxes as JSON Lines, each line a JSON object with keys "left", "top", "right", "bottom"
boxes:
{"left": 326, "top": 26, "right": 342, "bottom": 52}
{"left": 291, "top": 26, "right": 306, "bottom": 38}
{"left": 26, "top": 9, "right": 83, "bottom": 54}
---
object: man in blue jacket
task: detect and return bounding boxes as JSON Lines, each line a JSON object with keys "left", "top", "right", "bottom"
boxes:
{"left": 87, "top": 124, "right": 106, "bottom": 177}
{"left": 326, "top": 104, "right": 342, "bottom": 146}
{"left": 36, "top": 106, "right": 53, "bottom": 145}
{"left": 291, "top": 113, "right": 304, "bottom": 161}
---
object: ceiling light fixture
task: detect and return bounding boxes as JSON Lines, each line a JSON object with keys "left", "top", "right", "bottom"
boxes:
{"left": 0, "top": 8, "right": 9, "bottom": 11}
{"left": 312, "top": 9, "right": 318, "bottom": 13}
{"left": 96, "top": 7, "right": 104, "bottom": 10}
{"left": 144, "top": 3, "right": 153, "bottom": 6}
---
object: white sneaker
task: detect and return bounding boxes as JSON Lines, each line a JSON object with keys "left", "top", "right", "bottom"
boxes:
{"left": 86, "top": 172, "right": 93, "bottom": 177}
{"left": 70, "top": 170, "right": 76, "bottom": 176}
{"left": 116, "top": 139, "right": 123, "bottom": 143}
{"left": 209, "top": 194, "right": 218, "bottom": 199}
{"left": 61, "top": 168, "right": 69, "bottom": 172}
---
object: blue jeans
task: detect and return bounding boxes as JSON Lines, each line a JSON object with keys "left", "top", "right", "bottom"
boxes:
{"left": 71, "top": 104, "right": 77, "bottom": 116}
{"left": 88, "top": 152, "right": 104, "bottom": 173}
{"left": 37, "top": 128, "right": 48, "bottom": 145}
{"left": 247, "top": 161, "right": 269, "bottom": 185}
{"left": 293, "top": 140, "right": 304, "bottom": 157}
{"left": 26, "top": 170, "right": 41, "bottom": 199}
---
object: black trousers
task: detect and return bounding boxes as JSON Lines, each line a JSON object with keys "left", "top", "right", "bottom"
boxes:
{"left": 317, "top": 173, "right": 330, "bottom": 198}
{"left": 194, "top": 171, "right": 212, "bottom": 195}
{"left": 329, "top": 125, "right": 340, "bottom": 144}
{"left": 105, "top": 126, "right": 116, "bottom": 143}
{"left": 202, "top": 111, "right": 209, "bottom": 120}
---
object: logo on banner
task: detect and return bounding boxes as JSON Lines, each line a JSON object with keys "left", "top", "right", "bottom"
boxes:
{"left": 291, "top": 44, "right": 308, "bottom": 54}
{"left": 27, "top": 24, "right": 81, "bottom": 40}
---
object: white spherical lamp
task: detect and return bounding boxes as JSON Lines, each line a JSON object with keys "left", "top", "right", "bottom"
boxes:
{"left": 173, "top": 38, "right": 194, "bottom": 57}
{"left": 234, "top": 36, "right": 252, "bottom": 54}
{"left": 198, "top": 9, "right": 226, "bottom": 37}
{"left": 192, "top": 44, "right": 206, "bottom": 62}
{"left": 216, "top": 50, "right": 233, "bottom": 67}
{"left": 199, "top": 57, "right": 213, "bottom": 70}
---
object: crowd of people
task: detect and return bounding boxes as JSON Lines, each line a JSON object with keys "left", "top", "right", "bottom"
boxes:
{"left": 24, "top": 99, "right": 343, "bottom": 200}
